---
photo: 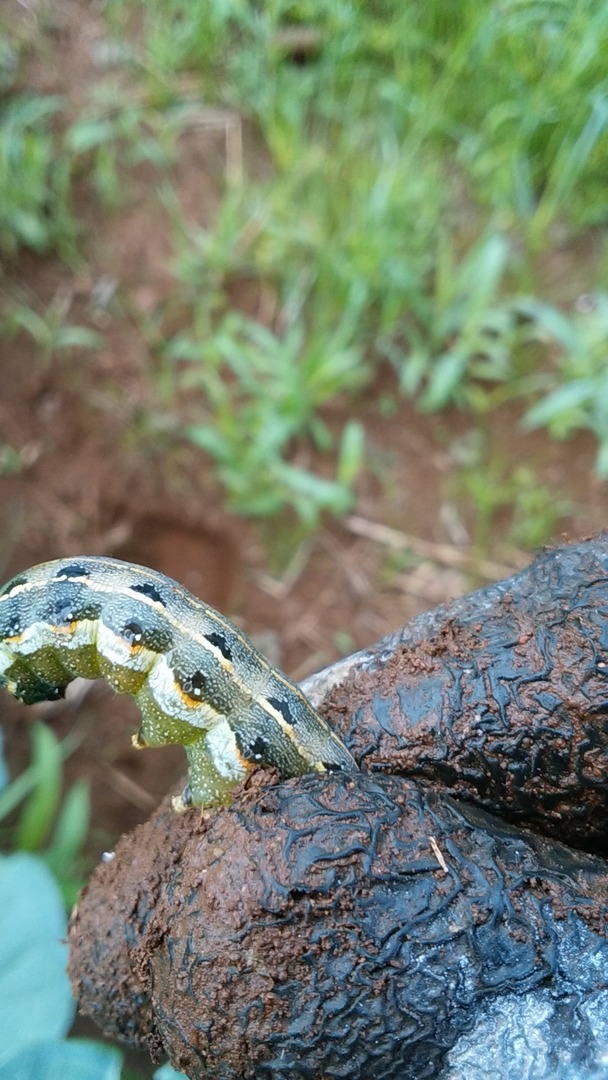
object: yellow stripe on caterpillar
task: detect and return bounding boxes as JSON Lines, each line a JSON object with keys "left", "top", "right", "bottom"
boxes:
{"left": 0, "top": 556, "right": 358, "bottom": 809}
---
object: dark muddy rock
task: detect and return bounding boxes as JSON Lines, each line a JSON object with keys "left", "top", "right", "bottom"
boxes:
{"left": 69, "top": 536, "right": 608, "bottom": 1077}
{"left": 316, "top": 533, "right": 608, "bottom": 853}
{"left": 69, "top": 772, "right": 608, "bottom": 1079}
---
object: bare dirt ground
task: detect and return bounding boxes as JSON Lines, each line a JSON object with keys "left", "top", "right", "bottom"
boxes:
{"left": 2, "top": 0, "right": 607, "bottom": 846}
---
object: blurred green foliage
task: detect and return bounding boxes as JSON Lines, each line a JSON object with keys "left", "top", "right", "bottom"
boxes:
{"left": 0, "top": 722, "right": 89, "bottom": 907}
{"left": 3, "top": 0, "right": 608, "bottom": 531}
{"left": 1, "top": 7, "right": 606, "bottom": 1074}
{"left": 0, "top": 851, "right": 122, "bottom": 1080}
{"left": 0, "top": 732, "right": 188, "bottom": 1077}
{"left": 0, "top": 93, "right": 75, "bottom": 257}
{"left": 0, "top": 849, "right": 186, "bottom": 1078}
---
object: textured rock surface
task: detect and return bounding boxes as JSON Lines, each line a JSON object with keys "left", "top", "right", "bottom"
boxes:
{"left": 70, "top": 772, "right": 608, "bottom": 1079}
{"left": 315, "top": 533, "right": 608, "bottom": 854}
{"left": 69, "top": 536, "right": 608, "bottom": 1077}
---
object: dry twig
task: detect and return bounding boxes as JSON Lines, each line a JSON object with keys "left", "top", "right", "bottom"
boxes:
{"left": 345, "top": 515, "right": 526, "bottom": 581}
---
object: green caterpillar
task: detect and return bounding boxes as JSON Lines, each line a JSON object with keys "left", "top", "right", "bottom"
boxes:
{"left": 0, "top": 556, "right": 357, "bottom": 810}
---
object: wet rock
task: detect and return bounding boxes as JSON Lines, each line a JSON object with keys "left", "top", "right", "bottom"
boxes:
{"left": 69, "top": 772, "right": 608, "bottom": 1079}
{"left": 69, "top": 535, "right": 608, "bottom": 1077}
{"left": 318, "top": 533, "right": 608, "bottom": 853}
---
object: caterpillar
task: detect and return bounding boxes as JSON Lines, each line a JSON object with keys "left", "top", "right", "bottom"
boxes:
{"left": 0, "top": 556, "right": 358, "bottom": 811}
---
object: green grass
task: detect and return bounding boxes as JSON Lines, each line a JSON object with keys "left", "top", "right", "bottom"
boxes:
{"left": 161, "top": 310, "right": 366, "bottom": 522}
{"left": 0, "top": 92, "right": 76, "bottom": 257}
{"left": 3, "top": 0, "right": 608, "bottom": 536}
{"left": 0, "top": 723, "right": 90, "bottom": 907}
{"left": 453, "top": 436, "right": 575, "bottom": 552}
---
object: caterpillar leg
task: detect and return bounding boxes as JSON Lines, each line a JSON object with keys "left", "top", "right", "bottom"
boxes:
{"left": 172, "top": 719, "right": 251, "bottom": 813}
{"left": 134, "top": 679, "right": 205, "bottom": 750}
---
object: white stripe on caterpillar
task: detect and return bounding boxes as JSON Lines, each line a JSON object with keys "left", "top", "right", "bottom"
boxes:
{"left": 0, "top": 556, "right": 358, "bottom": 810}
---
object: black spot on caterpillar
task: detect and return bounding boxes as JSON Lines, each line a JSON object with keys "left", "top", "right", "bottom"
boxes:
{"left": 247, "top": 736, "right": 268, "bottom": 762}
{"left": 205, "top": 630, "right": 233, "bottom": 662}
{"left": 1, "top": 573, "right": 28, "bottom": 593}
{"left": 130, "top": 580, "right": 165, "bottom": 606}
{"left": 122, "top": 621, "right": 144, "bottom": 647}
{"left": 54, "top": 562, "right": 92, "bottom": 582}
{"left": 177, "top": 669, "right": 207, "bottom": 702}
{"left": 0, "top": 556, "right": 358, "bottom": 810}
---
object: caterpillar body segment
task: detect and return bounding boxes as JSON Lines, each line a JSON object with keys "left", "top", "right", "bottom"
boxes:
{"left": 0, "top": 556, "right": 357, "bottom": 809}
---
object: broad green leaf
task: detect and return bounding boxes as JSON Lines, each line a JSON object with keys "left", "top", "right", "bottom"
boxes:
{"left": 0, "top": 728, "right": 8, "bottom": 792}
{"left": 0, "top": 854, "right": 73, "bottom": 1067}
{"left": 0, "top": 1039, "right": 122, "bottom": 1080}
{"left": 153, "top": 1064, "right": 189, "bottom": 1080}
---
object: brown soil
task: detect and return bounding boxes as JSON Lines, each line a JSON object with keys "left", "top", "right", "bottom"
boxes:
{"left": 2, "top": 0, "right": 607, "bottom": 845}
